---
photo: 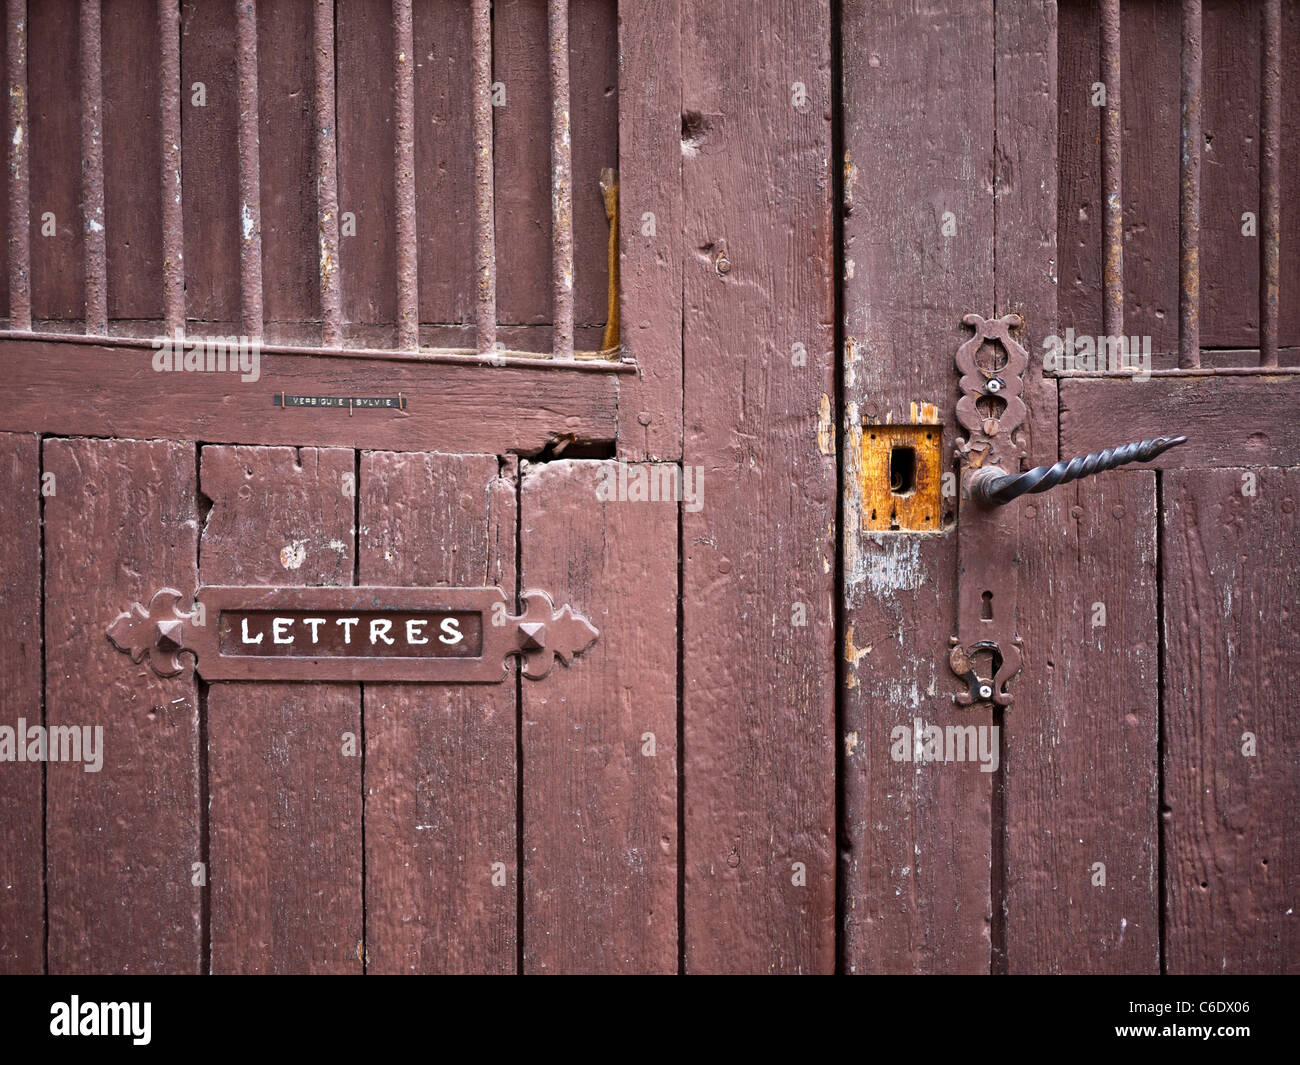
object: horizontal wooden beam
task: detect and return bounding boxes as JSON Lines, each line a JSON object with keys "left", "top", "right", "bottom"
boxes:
{"left": 1060, "top": 376, "right": 1300, "bottom": 469}
{"left": 0, "top": 336, "right": 619, "bottom": 454}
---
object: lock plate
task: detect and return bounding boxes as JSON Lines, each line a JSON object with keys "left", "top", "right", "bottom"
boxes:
{"left": 859, "top": 424, "right": 943, "bottom": 532}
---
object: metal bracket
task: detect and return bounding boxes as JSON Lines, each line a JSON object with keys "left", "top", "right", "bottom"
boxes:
{"left": 949, "top": 313, "right": 1027, "bottom": 707}
{"left": 107, "top": 585, "right": 598, "bottom": 683}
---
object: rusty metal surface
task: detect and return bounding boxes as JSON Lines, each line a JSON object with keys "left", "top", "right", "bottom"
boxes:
{"left": 1179, "top": 0, "right": 1202, "bottom": 369}
{"left": 549, "top": 0, "right": 574, "bottom": 358}
{"left": 393, "top": 0, "right": 418, "bottom": 350}
{"left": 80, "top": 0, "right": 106, "bottom": 335}
{"left": 314, "top": 0, "right": 342, "bottom": 346}
{"left": 7, "top": 0, "right": 30, "bottom": 331}
{"left": 235, "top": 0, "right": 263, "bottom": 337}
{"left": 471, "top": 0, "right": 497, "bottom": 355}
{"left": 1261, "top": 0, "right": 1281, "bottom": 367}
{"left": 107, "top": 585, "right": 598, "bottom": 682}
{"left": 159, "top": 0, "right": 184, "bottom": 334}
{"left": 1100, "top": 0, "right": 1124, "bottom": 341}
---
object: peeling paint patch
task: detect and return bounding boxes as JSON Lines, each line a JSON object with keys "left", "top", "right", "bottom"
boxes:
{"left": 279, "top": 540, "right": 307, "bottom": 569}
{"left": 817, "top": 393, "right": 835, "bottom": 455}
{"left": 845, "top": 623, "right": 871, "bottom": 667}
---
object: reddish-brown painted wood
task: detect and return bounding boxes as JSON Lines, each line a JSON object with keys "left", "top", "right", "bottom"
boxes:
{"left": 199, "top": 445, "right": 361, "bottom": 974}
{"left": 520, "top": 459, "right": 677, "bottom": 973}
{"left": 360, "top": 450, "right": 517, "bottom": 973}
{"left": 336, "top": 0, "right": 396, "bottom": 334}
{"left": 0, "top": 432, "right": 41, "bottom": 972}
{"left": 0, "top": 336, "right": 621, "bottom": 455}
{"left": 28, "top": 0, "right": 82, "bottom": 321}
{"left": 102, "top": 0, "right": 162, "bottom": 322}
{"left": 1281, "top": 0, "right": 1300, "bottom": 347}
{"left": 1060, "top": 376, "right": 1300, "bottom": 470}
{"left": 840, "top": 0, "right": 993, "bottom": 974}
{"left": 683, "top": 0, "right": 835, "bottom": 974}
{"left": 257, "top": 0, "right": 317, "bottom": 327}
{"left": 616, "top": 0, "right": 683, "bottom": 460}
{"left": 44, "top": 437, "right": 201, "bottom": 973}
{"left": 1007, "top": 472, "right": 1160, "bottom": 974}
{"left": 1162, "top": 466, "right": 1299, "bottom": 973}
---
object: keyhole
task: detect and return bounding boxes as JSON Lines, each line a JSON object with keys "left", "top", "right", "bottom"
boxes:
{"left": 981, "top": 590, "right": 994, "bottom": 621}
{"left": 889, "top": 446, "right": 916, "bottom": 494}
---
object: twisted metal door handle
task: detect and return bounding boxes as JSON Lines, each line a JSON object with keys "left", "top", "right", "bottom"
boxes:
{"left": 967, "top": 435, "right": 1188, "bottom": 506}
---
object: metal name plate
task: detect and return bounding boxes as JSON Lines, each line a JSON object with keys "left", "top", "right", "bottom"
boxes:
{"left": 108, "top": 586, "right": 598, "bottom": 683}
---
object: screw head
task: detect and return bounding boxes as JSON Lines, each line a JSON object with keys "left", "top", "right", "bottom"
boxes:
{"left": 978, "top": 683, "right": 994, "bottom": 700}
{"left": 985, "top": 377, "right": 1004, "bottom": 394}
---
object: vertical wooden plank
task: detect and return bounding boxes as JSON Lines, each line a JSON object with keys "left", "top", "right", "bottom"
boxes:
{"left": 1279, "top": 1, "right": 1297, "bottom": 349}
{"left": 683, "top": 0, "right": 835, "bottom": 973}
{"left": 180, "top": 0, "right": 238, "bottom": 327}
{"left": 414, "top": 0, "right": 475, "bottom": 328}
{"left": 392, "top": 0, "right": 417, "bottom": 350}
{"left": 44, "top": 438, "right": 200, "bottom": 973}
{"left": 159, "top": 0, "right": 184, "bottom": 334}
{"left": 336, "top": 0, "right": 395, "bottom": 336}
{"left": 102, "top": 0, "right": 162, "bottom": 322}
{"left": 79, "top": 0, "right": 106, "bottom": 334}
{"left": 0, "top": 433, "right": 41, "bottom": 972}
{"left": 1007, "top": 472, "right": 1160, "bottom": 973}
{"left": 520, "top": 459, "right": 677, "bottom": 973}
{"left": 359, "top": 451, "right": 516, "bottom": 973}
{"left": 617, "top": 0, "right": 683, "bottom": 460}
{"left": 257, "top": 0, "right": 317, "bottom": 333}
{"left": 3, "top": 3, "right": 22, "bottom": 326}
{"left": 1200, "top": 0, "right": 1260, "bottom": 351}
{"left": 840, "top": 0, "right": 993, "bottom": 974}
{"left": 996, "top": 0, "right": 1057, "bottom": 468}
{"left": 200, "top": 445, "right": 362, "bottom": 973}
{"left": 234, "top": 0, "right": 262, "bottom": 337}
{"left": 1163, "top": 466, "right": 1299, "bottom": 973}
{"left": 29, "top": 0, "right": 82, "bottom": 321}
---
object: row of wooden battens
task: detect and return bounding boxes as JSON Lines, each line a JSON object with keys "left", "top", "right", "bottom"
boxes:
{"left": 4, "top": 0, "right": 579, "bottom": 358}
{"left": 1100, "top": 0, "right": 1282, "bottom": 368}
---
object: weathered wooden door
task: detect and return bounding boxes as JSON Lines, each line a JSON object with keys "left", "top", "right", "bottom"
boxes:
{"left": 1, "top": 0, "right": 1295, "bottom": 978}
{"left": 839, "top": 0, "right": 1298, "bottom": 974}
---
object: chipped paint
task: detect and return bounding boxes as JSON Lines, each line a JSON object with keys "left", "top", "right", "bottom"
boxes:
{"left": 279, "top": 541, "right": 307, "bottom": 569}
{"left": 817, "top": 393, "right": 835, "bottom": 455}
{"left": 844, "top": 623, "right": 871, "bottom": 667}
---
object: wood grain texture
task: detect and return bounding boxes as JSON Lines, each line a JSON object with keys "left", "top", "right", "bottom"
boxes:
{"left": 1162, "top": 466, "right": 1299, "bottom": 973}
{"left": 1007, "top": 471, "right": 1159, "bottom": 974}
{"left": 840, "top": 0, "right": 993, "bottom": 974}
{"left": 0, "top": 433, "right": 41, "bottom": 972}
{"left": 102, "top": 0, "right": 161, "bottom": 321}
{"left": 257, "top": 0, "right": 317, "bottom": 327}
{"left": 44, "top": 438, "right": 200, "bottom": 973}
{"left": 616, "top": 0, "right": 682, "bottom": 460}
{"left": 682, "top": 0, "right": 835, "bottom": 973}
{"left": 336, "top": 0, "right": 396, "bottom": 332}
{"left": 1282, "top": 0, "right": 1300, "bottom": 347}
{"left": 520, "top": 459, "right": 677, "bottom": 973}
{"left": 200, "top": 445, "right": 361, "bottom": 973}
{"left": 359, "top": 450, "right": 517, "bottom": 973}
{"left": 0, "top": 336, "right": 620, "bottom": 455}
{"left": 1060, "top": 376, "right": 1300, "bottom": 470}
{"left": 996, "top": 0, "right": 1057, "bottom": 467}
{"left": 179, "top": 0, "right": 238, "bottom": 324}
{"left": 28, "top": 0, "right": 82, "bottom": 321}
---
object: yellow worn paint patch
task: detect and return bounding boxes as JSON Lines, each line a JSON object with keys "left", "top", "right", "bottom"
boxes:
{"left": 844, "top": 623, "right": 871, "bottom": 667}
{"left": 817, "top": 393, "right": 835, "bottom": 455}
{"left": 858, "top": 423, "right": 943, "bottom": 533}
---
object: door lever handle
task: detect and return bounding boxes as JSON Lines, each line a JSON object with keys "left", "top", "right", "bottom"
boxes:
{"left": 967, "top": 435, "right": 1187, "bottom": 506}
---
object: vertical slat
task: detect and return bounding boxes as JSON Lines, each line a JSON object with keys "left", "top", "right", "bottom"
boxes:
{"left": 840, "top": 0, "right": 993, "bottom": 974}
{"left": 616, "top": 0, "right": 683, "bottom": 459}
{"left": 44, "top": 438, "right": 201, "bottom": 973}
{"left": 548, "top": 0, "right": 573, "bottom": 358}
{"left": 1100, "top": 0, "right": 1124, "bottom": 341}
{"left": 360, "top": 451, "right": 517, "bottom": 973}
{"left": 1260, "top": 0, "right": 1281, "bottom": 367}
{"left": 392, "top": 0, "right": 417, "bottom": 349}
{"left": 80, "top": 0, "right": 106, "bottom": 334}
{"left": 471, "top": 0, "right": 496, "bottom": 354}
{"left": 314, "top": 0, "right": 341, "bottom": 346}
{"left": 6, "top": 0, "right": 29, "bottom": 330}
{"left": 684, "top": 0, "right": 836, "bottom": 973}
{"left": 1179, "top": 0, "right": 1202, "bottom": 369}
{"left": 235, "top": 0, "right": 262, "bottom": 337}
{"left": 159, "top": 0, "right": 183, "bottom": 334}
{"left": 1008, "top": 473, "right": 1160, "bottom": 973}
{"left": 1163, "top": 467, "right": 1299, "bottom": 972}
{"left": 0, "top": 433, "right": 41, "bottom": 972}
{"left": 201, "top": 446, "right": 362, "bottom": 973}
{"left": 520, "top": 459, "right": 678, "bottom": 973}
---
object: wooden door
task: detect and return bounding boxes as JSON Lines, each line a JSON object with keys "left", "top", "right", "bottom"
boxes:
{"left": 840, "top": 0, "right": 1298, "bottom": 974}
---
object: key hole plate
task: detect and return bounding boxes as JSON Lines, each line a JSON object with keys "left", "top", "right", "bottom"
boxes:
{"left": 860, "top": 423, "right": 944, "bottom": 533}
